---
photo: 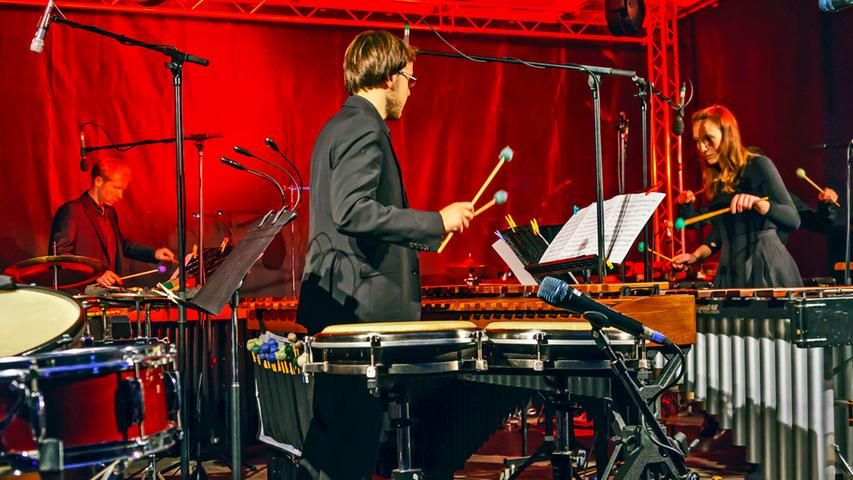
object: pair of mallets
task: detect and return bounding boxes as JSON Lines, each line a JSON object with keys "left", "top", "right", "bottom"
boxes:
{"left": 437, "top": 147, "right": 513, "bottom": 254}
{"left": 674, "top": 167, "right": 839, "bottom": 230}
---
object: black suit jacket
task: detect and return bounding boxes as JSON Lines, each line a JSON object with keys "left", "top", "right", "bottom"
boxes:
{"left": 296, "top": 96, "right": 443, "bottom": 334}
{"left": 49, "top": 192, "right": 157, "bottom": 275}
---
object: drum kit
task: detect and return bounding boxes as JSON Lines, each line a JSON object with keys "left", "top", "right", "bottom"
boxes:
{"left": 0, "top": 254, "right": 181, "bottom": 477}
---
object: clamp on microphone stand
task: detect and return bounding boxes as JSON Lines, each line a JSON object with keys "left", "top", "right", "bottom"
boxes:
{"left": 582, "top": 311, "right": 696, "bottom": 480}
{"left": 49, "top": 15, "right": 209, "bottom": 479}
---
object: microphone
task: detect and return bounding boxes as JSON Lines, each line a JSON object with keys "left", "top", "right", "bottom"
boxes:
{"left": 819, "top": 0, "right": 853, "bottom": 11}
{"left": 79, "top": 131, "right": 87, "bottom": 171}
{"left": 234, "top": 144, "right": 301, "bottom": 210}
{"left": 672, "top": 83, "right": 686, "bottom": 136}
{"left": 220, "top": 156, "right": 286, "bottom": 209}
{"left": 264, "top": 137, "right": 304, "bottom": 210}
{"left": 30, "top": 0, "right": 55, "bottom": 54}
{"left": 537, "top": 276, "right": 676, "bottom": 349}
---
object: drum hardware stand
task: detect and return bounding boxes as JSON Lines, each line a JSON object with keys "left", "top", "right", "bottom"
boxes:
{"left": 583, "top": 312, "right": 697, "bottom": 480}
{"left": 500, "top": 378, "right": 587, "bottom": 480}
{"left": 387, "top": 390, "right": 423, "bottom": 480}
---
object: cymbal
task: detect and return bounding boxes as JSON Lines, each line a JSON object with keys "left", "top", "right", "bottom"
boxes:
{"left": 4, "top": 255, "right": 107, "bottom": 289}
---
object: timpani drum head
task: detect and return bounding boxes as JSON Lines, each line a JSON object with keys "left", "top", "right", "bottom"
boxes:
{"left": 0, "top": 286, "right": 84, "bottom": 357}
{"left": 309, "top": 321, "right": 481, "bottom": 375}
{"left": 484, "top": 321, "right": 635, "bottom": 371}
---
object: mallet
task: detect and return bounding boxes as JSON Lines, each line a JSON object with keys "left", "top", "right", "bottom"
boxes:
{"left": 638, "top": 241, "right": 674, "bottom": 263}
{"left": 674, "top": 196, "right": 769, "bottom": 230}
{"left": 437, "top": 147, "right": 514, "bottom": 254}
{"left": 796, "top": 168, "right": 841, "bottom": 207}
{"left": 119, "top": 265, "right": 168, "bottom": 281}
{"left": 473, "top": 190, "right": 508, "bottom": 217}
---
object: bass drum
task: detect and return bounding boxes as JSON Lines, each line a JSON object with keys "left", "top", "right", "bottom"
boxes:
{"left": 0, "top": 285, "right": 85, "bottom": 356}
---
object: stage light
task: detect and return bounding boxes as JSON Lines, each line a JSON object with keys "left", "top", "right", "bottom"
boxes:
{"left": 605, "top": 0, "right": 646, "bottom": 37}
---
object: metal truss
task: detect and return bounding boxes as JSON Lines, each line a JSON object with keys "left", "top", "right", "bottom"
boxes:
{"left": 2, "top": 0, "right": 709, "bottom": 44}
{"left": 645, "top": 1, "right": 684, "bottom": 259}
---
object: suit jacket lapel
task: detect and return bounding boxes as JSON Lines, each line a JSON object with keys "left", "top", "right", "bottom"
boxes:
{"left": 81, "top": 197, "right": 112, "bottom": 267}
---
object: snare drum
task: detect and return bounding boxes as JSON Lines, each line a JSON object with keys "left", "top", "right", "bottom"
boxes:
{"left": 484, "top": 321, "right": 635, "bottom": 373}
{"left": 0, "top": 339, "right": 180, "bottom": 472}
{"left": 305, "top": 321, "right": 484, "bottom": 386}
{"left": 0, "top": 286, "right": 85, "bottom": 356}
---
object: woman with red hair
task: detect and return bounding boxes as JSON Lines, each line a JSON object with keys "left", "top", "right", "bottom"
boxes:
{"left": 672, "top": 105, "right": 803, "bottom": 288}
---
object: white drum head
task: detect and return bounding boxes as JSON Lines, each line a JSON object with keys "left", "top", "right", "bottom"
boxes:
{"left": 0, "top": 287, "right": 83, "bottom": 356}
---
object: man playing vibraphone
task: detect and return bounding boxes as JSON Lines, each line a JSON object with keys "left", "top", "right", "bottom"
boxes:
{"left": 294, "top": 30, "right": 474, "bottom": 480}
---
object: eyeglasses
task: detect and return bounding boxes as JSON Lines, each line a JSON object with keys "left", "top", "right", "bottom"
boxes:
{"left": 398, "top": 71, "right": 417, "bottom": 88}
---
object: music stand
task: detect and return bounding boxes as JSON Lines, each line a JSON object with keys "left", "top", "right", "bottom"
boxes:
{"left": 176, "top": 210, "right": 297, "bottom": 480}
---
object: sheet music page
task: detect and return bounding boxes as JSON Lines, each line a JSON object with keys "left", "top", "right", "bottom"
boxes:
{"left": 491, "top": 238, "right": 538, "bottom": 285}
{"left": 537, "top": 207, "right": 590, "bottom": 263}
{"left": 539, "top": 192, "right": 664, "bottom": 265}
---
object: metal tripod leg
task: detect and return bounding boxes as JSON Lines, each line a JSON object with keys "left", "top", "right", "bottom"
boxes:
{"left": 388, "top": 390, "right": 424, "bottom": 480}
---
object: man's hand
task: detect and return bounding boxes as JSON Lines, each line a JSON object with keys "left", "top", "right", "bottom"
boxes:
{"left": 97, "top": 270, "right": 123, "bottom": 287}
{"left": 440, "top": 202, "right": 474, "bottom": 234}
{"left": 818, "top": 188, "right": 839, "bottom": 205}
{"left": 155, "top": 247, "right": 176, "bottom": 263}
{"left": 676, "top": 190, "right": 696, "bottom": 205}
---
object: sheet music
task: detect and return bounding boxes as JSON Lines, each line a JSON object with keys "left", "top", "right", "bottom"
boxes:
{"left": 491, "top": 238, "right": 538, "bottom": 285}
{"left": 540, "top": 192, "right": 664, "bottom": 265}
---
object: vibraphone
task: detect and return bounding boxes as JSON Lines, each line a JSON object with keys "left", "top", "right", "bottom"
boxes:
{"left": 667, "top": 286, "right": 853, "bottom": 480}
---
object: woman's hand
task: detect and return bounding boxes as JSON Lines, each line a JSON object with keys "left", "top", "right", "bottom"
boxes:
{"left": 730, "top": 193, "right": 769, "bottom": 215}
{"left": 671, "top": 252, "right": 698, "bottom": 270}
{"left": 676, "top": 190, "right": 696, "bottom": 205}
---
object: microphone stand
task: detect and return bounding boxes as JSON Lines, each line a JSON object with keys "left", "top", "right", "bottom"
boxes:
{"left": 846, "top": 140, "right": 852, "bottom": 285}
{"left": 634, "top": 78, "right": 653, "bottom": 280}
{"left": 80, "top": 133, "right": 223, "bottom": 155}
{"left": 617, "top": 113, "right": 629, "bottom": 282}
{"left": 582, "top": 311, "right": 695, "bottom": 480}
{"left": 49, "top": 16, "right": 209, "bottom": 479}
{"left": 418, "top": 50, "right": 637, "bottom": 280}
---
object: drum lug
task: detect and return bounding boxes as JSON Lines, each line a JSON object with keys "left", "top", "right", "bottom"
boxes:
{"left": 533, "top": 332, "right": 546, "bottom": 372}
{"left": 37, "top": 438, "right": 63, "bottom": 472}
{"left": 26, "top": 380, "right": 46, "bottom": 443}
{"left": 164, "top": 371, "right": 181, "bottom": 417}
{"left": 116, "top": 378, "right": 145, "bottom": 433}
{"left": 474, "top": 331, "right": 488, "bottom": 371}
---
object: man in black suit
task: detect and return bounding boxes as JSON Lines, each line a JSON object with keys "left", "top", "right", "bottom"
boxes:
{"left": 49, "top": 157, "right": 175, "bottom": 287}
{"left": 294, "top": 30, "right": 474, "bottom": 479}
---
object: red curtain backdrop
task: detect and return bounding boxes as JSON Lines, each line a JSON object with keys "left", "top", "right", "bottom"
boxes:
{"left": 0, "top": 6, "right": 647, "bottom": 295}
{"left": 1, "top": 1, "right": 850, "bottom": 294}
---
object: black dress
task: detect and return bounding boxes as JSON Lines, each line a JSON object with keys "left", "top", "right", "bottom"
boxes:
{"left": 700, "top": 156, "right": 803, "bottom": 288}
